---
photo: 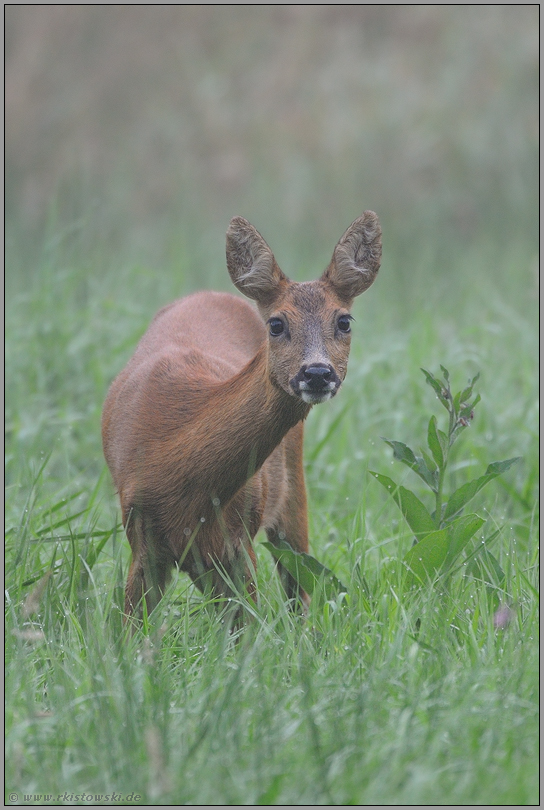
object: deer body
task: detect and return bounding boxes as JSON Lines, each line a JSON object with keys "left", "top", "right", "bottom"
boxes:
{"left": 102, "top": 213, "right": 381, "bottom": 617}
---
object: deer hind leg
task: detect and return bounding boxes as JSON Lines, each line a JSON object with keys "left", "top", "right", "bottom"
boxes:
{"left": 123, "top": 507, "right": 171, "bottom": 620}
{"left": 265, "top": 423, "right": 310, "bottom": 610}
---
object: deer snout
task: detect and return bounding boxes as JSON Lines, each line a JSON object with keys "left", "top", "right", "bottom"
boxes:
{"left": 290, "top": 363, "right": 341, "bottom": 404}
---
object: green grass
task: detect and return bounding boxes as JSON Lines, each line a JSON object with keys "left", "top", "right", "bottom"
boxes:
{"left": 5, "top": 226, "right": 539, "bottom": 805}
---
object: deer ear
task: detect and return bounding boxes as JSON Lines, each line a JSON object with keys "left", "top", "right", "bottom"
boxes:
{"left": 226, "top": 217, "right": 288, "bottom": 304}
{"left": 322, "top": 211, "right": 382, "bottom": 303}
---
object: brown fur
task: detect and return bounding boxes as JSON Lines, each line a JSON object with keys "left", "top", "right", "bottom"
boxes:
{"left": 102, "top": 212, "right": 381, "bottom": 619}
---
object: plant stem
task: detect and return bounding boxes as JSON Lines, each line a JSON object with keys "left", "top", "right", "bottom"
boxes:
{"left": 435, "top": 381, "right": 453, "bottom": 527}
{"left": 435, "top": 466, "right": 445, "bottom": 528}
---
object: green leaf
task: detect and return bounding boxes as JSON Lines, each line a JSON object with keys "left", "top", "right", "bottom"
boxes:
{"left": 403, "top": 529, "right": 448, "bottom": 584}
{"left": 443, "top": 513, "right": 485, "bottom": 568}
{"left": 421, "top": 368, "right": 450, "bottom": 410}
{"left": 459, "top": 372, "right": 480, "bottom": 405}
{"left": 369, "top": 472, "right": 437, "bottom": 536}
{"left": 421, "top": 448, "right": 438, "bottom": 472}
{"left": 262, "top": 540, "right": 347, "bottom": 600}
{"left": 460, "top": 393, "right": 481, "bottom": 419}
{"left": 485, "top": 457, "right": 522, "bottom": 476}
{"left": 381, "top": 438, "right": 438, "bottom": 491}
{"left": 454, "top": 380, "right": 481, "bottom": 417}
{"left": 444, "top": 457, "right": 521, "bottom": 521}
{"left": 439, "top": 365, "right": 450, "bottom": 382}
{"left": 427, "top": 416, "right": 447, "bottom": 469}
{"left": 382, "top": 438, "right": 418, "bottom": 466}
{"left": 402, "top": 513, "right": 485, "bottom": 585}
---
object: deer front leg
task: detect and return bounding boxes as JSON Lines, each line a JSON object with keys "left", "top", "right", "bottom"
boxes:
{"left": 181, "top": 502, "right": 259, "bottom": 608}
{"left": 265, "top": 423, "right": 310, "bottom": 610}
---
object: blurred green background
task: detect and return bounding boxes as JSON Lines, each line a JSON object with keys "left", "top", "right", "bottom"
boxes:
{"left": 6, "top": 5, "right": 538, "bottom": 286}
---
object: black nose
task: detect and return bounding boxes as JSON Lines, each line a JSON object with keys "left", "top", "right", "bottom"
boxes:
{"left": 302, "top": 364, "right": 333, "bottom": 390}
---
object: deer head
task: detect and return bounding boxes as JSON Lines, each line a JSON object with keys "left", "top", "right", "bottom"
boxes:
{"left": 226, "top": 211, "right": 382, "bottom": 404}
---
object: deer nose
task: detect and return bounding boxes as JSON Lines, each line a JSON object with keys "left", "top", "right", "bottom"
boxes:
{"left": 290, "top": 363, "right": 341, "bottom": 403}
{"left": 302, "top": 364, "right": 333, "bottom": 390}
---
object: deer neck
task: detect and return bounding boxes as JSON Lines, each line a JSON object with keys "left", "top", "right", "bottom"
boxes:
{"left": 179, "top": 346, "right": 309, "bottom": 516}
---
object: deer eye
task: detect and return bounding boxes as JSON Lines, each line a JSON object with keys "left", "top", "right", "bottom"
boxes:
{"left": 337, "top": 314, "right": 353, "bottom": 334}
{"left": 268, "top": 318, "right": 285, "bottom": 336}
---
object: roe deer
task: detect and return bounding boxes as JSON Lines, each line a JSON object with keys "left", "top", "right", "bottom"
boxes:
{"left": 102, "top": 212, "right": 381, "bottom": 618}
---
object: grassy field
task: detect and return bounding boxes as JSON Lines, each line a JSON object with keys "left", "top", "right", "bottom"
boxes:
{"left": 5, "top": 6, "right": 539, "bottom": 806}
{"left": 5, "top": 221, "right": 539, "bottom": 805}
